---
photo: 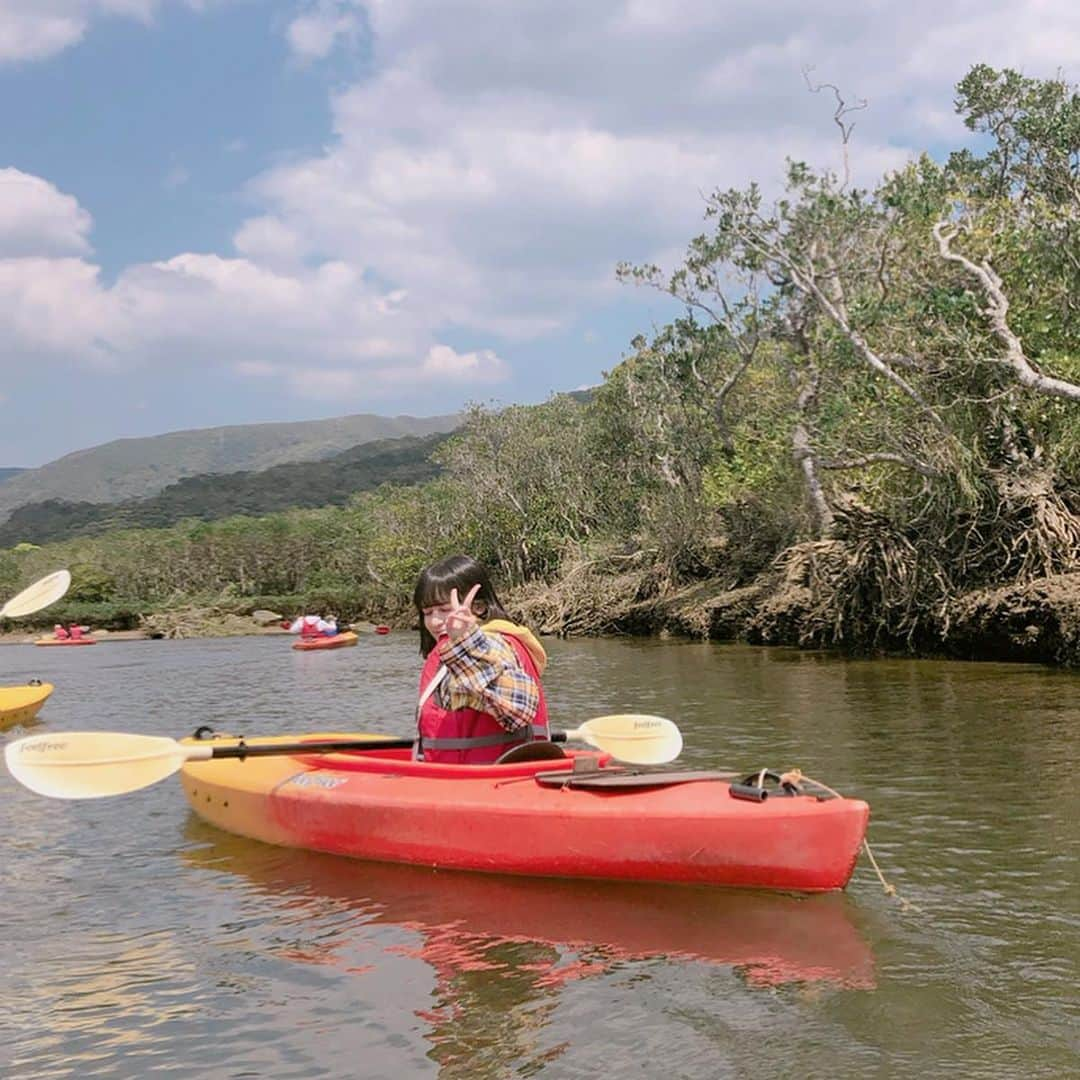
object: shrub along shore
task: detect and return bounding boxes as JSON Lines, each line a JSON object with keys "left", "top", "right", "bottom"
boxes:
{"left": 2, "top": 555, "right": 1078, "bottom": 666}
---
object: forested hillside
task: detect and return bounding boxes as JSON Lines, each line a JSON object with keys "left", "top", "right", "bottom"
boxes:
{"left": 0, "top": 411, "right": 459, "bottom": 520}
{"left": 0, "top": 432, "right": 449, "bottom": 546}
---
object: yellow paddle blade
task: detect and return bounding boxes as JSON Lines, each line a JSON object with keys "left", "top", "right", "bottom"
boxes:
{"left": 4, "top": 731, "right": 207, "bottom": 799}
{"left": 1, "top": 570, "right": 72, "bottom": 619}
{"left": 568, "top": 714, "right": 683, "bottom": 765}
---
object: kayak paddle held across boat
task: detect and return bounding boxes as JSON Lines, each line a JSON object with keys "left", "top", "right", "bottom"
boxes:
{"left": 3, "top": 718, "right": 870, "bottom": 893}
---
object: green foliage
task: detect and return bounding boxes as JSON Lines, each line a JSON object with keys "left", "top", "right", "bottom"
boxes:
{"left": 20, "top": 601, "right": 144, "bottom": 632}
{"left": 66, "top": 564, "right": 117, "bottom": 603}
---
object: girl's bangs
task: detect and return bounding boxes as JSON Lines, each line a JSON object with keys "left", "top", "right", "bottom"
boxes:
{"left": 415, "top": 580, "right": 452, "bottom": 609}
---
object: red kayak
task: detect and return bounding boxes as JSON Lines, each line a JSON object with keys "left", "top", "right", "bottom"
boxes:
{"left": 291, "top": 631, "right": 358, "bottom": 652}
{"left": 35, "top": 637, "right": 97, "bottom": 647}
{"left": 180, "top": 734, "right": 870, "bottom": 892}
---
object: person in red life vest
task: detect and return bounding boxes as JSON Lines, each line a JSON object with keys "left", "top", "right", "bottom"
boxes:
{"left": 68, "top": 624, "right": 85, "bottom": 640}
{"left": 413, "top": 554, "right": 549, "bottom": 765}
{"left": 288, "top": 614, "right": 330, "bottom": 639}
{"left": 53, "top": 624, "right": 69, "bottom": 640}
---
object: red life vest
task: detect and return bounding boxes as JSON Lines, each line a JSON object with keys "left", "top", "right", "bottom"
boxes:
{"left": 68, "top": 625, "right": 83, "bottom": 640}
{"left": 299, "top": 617, "right": 321, "bottom": 639}
{"left": 416, "top": 631, "right": 549, "bottom": 765}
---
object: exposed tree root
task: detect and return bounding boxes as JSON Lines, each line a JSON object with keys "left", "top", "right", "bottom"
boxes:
{"left": 946, "top": 573, "right": 1080, "bottom": 664}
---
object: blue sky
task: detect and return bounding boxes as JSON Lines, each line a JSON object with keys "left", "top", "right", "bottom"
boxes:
{"left": 0, "top": 0, "right": 1076, "bottom": 466}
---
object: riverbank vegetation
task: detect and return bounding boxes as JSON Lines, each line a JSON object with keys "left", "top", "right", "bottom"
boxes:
{"left": 2, "top": 66, "right": 1079, "bottom": 664}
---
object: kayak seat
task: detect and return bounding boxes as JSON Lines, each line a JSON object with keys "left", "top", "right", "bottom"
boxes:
{"left": 495, "top": 741, "right": 568, "bottom": 764}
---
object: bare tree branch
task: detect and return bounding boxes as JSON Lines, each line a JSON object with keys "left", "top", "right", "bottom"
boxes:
{"left": 818, "top": 452, "right": 942, "bottom": 478}
{"left": 789, "top": 363, "right": 835, "bottom": 537}
{"left": 934, "top": 222, "right": 1080, "bottom": 402}
{"left": 735, "top": 225, "right": 951, "bottom": 430}
{"left": 802, "top": 67, "right": 868, "bottom": 191}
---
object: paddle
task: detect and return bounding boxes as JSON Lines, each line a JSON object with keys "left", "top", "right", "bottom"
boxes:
{"left": 1, "top": 570, "right": 72, "bottom": 619}
{"left": 4, "top": 714, "right": 683, "bottom": 800}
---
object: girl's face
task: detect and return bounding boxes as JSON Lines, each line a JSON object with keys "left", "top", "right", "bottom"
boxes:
{"left": 421, "top": 584, "right": 484, "bottom": 640}
{"left": 422, "top": 597, "right": 455, "bottom": 640}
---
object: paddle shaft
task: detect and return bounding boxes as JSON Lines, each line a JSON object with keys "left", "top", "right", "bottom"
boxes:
{"left": 202, "top": 738, "right": 413, "bottom": 760}
{"left": 200, "top": 732, "right": 581, "bottom": 760}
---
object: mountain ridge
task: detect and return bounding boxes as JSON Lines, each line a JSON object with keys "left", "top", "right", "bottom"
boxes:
{"left": 0, "top": 431, "right": 451, "bottom": 545}
{"left": 0, "top": 411, "right": 460, "bottom": 522}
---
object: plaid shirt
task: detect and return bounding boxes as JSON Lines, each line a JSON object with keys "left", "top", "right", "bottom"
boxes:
{"left": 435, "top": 626, "right": 539, "bottom": 732}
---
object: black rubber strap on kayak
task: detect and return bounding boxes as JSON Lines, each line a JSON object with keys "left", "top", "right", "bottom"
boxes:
{"left": 535, "top": 769, "right": 740, "bottom": 791}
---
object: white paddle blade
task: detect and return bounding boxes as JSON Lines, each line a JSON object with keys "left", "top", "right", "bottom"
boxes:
{"left": 1, "top": 570, "right": 72, "bottom": 618}
{"left": 570, "top": 713, "right": 683, "bottom": 765}
{"left": 4, "top": 731, "right": 196, "bottom": 799}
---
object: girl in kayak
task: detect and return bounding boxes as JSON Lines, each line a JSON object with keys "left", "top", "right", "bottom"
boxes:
{"left": 413, "top": 554, "right": 549, "bottom": 764}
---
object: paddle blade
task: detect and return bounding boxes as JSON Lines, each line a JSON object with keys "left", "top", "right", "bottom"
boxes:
{"left": 4, "top": 731, "right": 193, "bottom": 799}
{"left": 569, "top": 714, "right": 683, "bottom": 765}
{"left": 1, "top": 570, "right": 72, "bottom": 618}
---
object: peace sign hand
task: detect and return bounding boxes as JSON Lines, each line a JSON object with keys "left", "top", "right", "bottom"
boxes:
{"left": 443, "top": 583, "right": 482, "bottom": 642}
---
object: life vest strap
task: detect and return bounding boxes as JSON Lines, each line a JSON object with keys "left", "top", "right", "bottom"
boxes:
{"left": 422, "top": 729, "right": 529, "bottom": 750}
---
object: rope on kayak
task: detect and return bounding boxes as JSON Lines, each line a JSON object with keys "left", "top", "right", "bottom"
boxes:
{"left": 779, "top": 768, "right": 920, "bottom": 913}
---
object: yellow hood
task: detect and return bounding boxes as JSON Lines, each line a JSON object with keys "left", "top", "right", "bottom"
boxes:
{"left": 483, "top": 619, "right": 547, "bottom": 675}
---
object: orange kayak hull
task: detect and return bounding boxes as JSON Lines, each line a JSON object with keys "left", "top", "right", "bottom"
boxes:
{"left": 180, "top": 734, "right": 870, "bottom": 892}
{"left": 291, "top": 632, "right": 359, "bottom": 651}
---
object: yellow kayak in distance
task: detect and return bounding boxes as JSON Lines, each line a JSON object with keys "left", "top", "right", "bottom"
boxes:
{"left": 0, "top": 681, "right": 54, "bottom": 729}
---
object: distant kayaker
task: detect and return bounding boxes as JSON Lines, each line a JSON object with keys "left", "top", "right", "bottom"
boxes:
{"left": 68, "top": 624, "right": 85, "bottom": 640}
{"left": 288, "top": 614, "right": 334, "bottom": 639}
{"left": 52, "top": 624, "right": 69, "bottom": 640}
{"left": 413, "top": 554, "right": 549, "bottom": 764}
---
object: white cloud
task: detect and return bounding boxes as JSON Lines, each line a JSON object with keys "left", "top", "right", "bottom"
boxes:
{"left": 0, "top": 1, "right": 203, "bottom": 64}
{"left": 421, "top": 344, "right": 507, "bottom": 381}
{"left": 232, "top": 215, "right": 305, "bottom": 264}
{"left": 0, "top": 174, "right": 504, "bottom": 401}
{"left": 286, "top": 1, "right": 366, "bottom": 62}
{"left": 0, "top": 256, "right": 120, "bottom": 363}
{"left": 0, "top": 169, "right": 93, "bottom": 256}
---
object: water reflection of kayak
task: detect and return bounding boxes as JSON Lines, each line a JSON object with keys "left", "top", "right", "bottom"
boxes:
{"left": 181, "top": 823, "right": 876, "bottom": 990}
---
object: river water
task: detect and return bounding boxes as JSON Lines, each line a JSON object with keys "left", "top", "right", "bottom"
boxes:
{"left": 1, "top": 634, "right": 1076, "bottom": 1078}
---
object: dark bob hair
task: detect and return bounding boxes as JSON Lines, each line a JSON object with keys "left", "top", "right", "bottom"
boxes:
{"left": 413, "top": 554, "right": 509, "bottom": 657}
